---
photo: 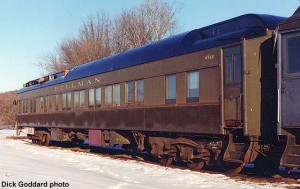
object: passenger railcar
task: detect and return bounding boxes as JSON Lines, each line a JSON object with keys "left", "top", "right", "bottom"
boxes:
{"left": 16, "top": 14, "right": 285, "bottom": 173}
{"left": 278, "top": 7, "right": 300, "bottom": 172}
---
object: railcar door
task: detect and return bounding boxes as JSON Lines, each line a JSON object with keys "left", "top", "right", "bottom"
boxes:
{"left": 223, "top": 45, "right": 243, "bottom": 127}
{"left": 280, "top": 31, "right": 300, "bottom": 128}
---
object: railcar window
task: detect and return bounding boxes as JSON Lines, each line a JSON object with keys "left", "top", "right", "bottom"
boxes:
{"left": 55, "top": 94, "right": 59, "bottom": 111}
{"left": 44, "top": 96, "right": 48, "bottom": 112}
{"left": 225, "top": 56, "right": 233, "bottom": 84}
{"left": 224, "top": 45, "right": 242, "bottom": 84}
{"left": 33, "top": 99, "right": 36, "bottom": 113}
{"left": 18, "top": 100, "right": 21, "bottom": 114}
{"left": 126, "top": 81, "right": 135, "bottom": 103}
{"left": 40, "top": 97, "right": 44, "bottom": 112}
{"left": 166, "top": 75, "right": 176, "bottom": 103}
{"left": 21, "top": 101, "right": 24, "bottom": 113}
{"left": 113, "top": 84, "right": 120, "bottom": 106}
{"left": 51, "top": 95, "right": 55, "bottom": 111}
{"left": 187, "top": 71, "right": 199, "bottom": 99}
{"left": 19, "top": 100, "right": 22, "bottom": 114}
{"left": 27, "top": 99, "right": 31, "bottom": 113}
{"left": 27, "top": 99, "right": 29, "bottom": 113}
{"left": 136, "top": 80, "right": 144, "bottom": 103}
{"left": 23, "top": 100, "right": 26, "bottom": 113}
{"left": 47, "top": 96, "right": 52, "bottom": 112}
{"left": 225, "top": 55, "right": 242, "bottom": 84}
{"left": 23, "top": 100, "right": 27, "bottom": 113}
{"left": 287, "top": 36, "right": 300, "bottom": 73}
{"left": 235, "top": 55, "right": 242, "bottom": 83}
{"left": 74, "top": 91, "right": 80, "bottom": 109}
{"left": 89, "top": 88, "right": 95, "bottom": 107}
{"left": 29, "top": 99, "right": 32, "bottom": 113}
{"left": 62, "top": 93, "right": 67, "bottom": 110}
{"left": 67, "top": 92, "right": 72, "bottom": 109}
{"left": 27, "top": 100, "right": 30, "bottom": 113}
{"left": 26, "top": 100, "right": 28, "bottom": 113}
{"left": 95, "top": 87, "right": 102, "bottom": 106}
{"left": 105, "top": 85, "right": 113, "bottom": 105}
{"left": 80, "top": 90, "right": 85, "bottom": 108}
{"left": 28, "top": 99, "right": 30, "bottom": 113}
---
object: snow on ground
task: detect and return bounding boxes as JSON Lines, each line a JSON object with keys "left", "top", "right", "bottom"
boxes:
{"left": 0, "top": 130, "right": 299, "bottom": 189}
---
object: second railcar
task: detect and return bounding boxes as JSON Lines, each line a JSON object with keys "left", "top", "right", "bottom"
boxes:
{"left": 278, "top": 6, "right": 300, "bottom": 172}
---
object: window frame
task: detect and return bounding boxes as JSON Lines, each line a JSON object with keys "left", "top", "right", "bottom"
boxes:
{"left": 282, "top": 31, "right": 300, "bottom": 78}
{"left": 105, "top": 85, "right": 113, "bottom": 105}
{"left": 55, "top": 94, "right": 60, "bottom": 111}
{"left": 113, "top": 84, "right": 120, "bottom": 106}
{"left": 62, "top": 93, "right": 67, "bottom": 110}
{"left": 224, "top": 45, "right": 242, "bottom": 86}
{"left": 88, "top": 88, "right": 95, "bottom": 108}
{"left": 165, "top": 74, "right": 176, "bottom": 104}
{"left": 95, "top": 87, "right": 102, "bottom": 107}
{"left": 187, "top": 71, "right": 200, "bottom": 102}
{"left": 74, "top": 91, "right": 80, "bottom": 109}
{"left": 17, "top": 100, "right": 22, "bottom": 114}
{"left": 136, "top": 80, "right": 144, "bottom": 103}
{"left": 126, "top": 81, "right": 135, "bottom": 103}
{"left": 225, "top": 55, "right": 242, "bottom": 85}
{"left": 79, "top": 90, "right": 85, "bottom": 109}
{"left": 47, "top": 96, "right": 52, "bottom": 112}
{"left": 40, "top": 97, "right": 45, "bottom": 112}
{"left": 67, "top": 92, "right": 72, "bottom": 110}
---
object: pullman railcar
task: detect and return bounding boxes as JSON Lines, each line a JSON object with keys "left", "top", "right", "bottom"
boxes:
{"left": 278, "top": 7, "right": 300, "bottom": 172}
{"left": 16, "top": 14, "right": 285, "bottom": 173}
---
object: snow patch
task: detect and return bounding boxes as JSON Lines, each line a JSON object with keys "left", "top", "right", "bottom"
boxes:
{"left": 0, "top": 130, "right": 299, "bottom": 189}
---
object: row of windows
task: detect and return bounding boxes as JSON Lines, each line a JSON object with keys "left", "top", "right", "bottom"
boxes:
{"left": 19, "top": 71, "right": 202, "bottom": 114}
{"left": 19, "top": 80, "right": 145, "bottom": 114}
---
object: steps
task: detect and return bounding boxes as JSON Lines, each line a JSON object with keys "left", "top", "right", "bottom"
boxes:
{"left": 281, "top": 135, "right": 300, "bottom": 168}
{"left": 285, "top": 145, "right": 300, "bottom": 167}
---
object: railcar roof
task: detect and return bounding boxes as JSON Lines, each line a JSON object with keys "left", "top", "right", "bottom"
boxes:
{"left": 279, "top": 6, "right": 300, "bottom": 31}
{"left": 18, "top": 14, "right": 285, "bottom": 94}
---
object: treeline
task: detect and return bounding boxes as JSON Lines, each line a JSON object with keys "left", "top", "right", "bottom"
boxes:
{"left": 38, "top": 0, "right": 179, "bottom": 74}
{"left": 0, "top": 91, "right": 17, "bottom": 126}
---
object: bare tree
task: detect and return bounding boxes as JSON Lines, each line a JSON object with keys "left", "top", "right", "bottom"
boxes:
{"left": 39, "top": 13, "right": 112, "bottom": 73}
{"left": 0, "top": 91, "right": 17, "bottom": 126}
{"left": 78, "top": 13, "right": 111, "bottom": 62}
{"left": 38, "top": 0, "right": 179, "bottom": 73}
{"left": 142, "top": 0, "right": 178, "bottom": 41}
{"left": 112, "top": 10, "right": 147, "bottom": 53}
{"left": 112, "top": 0, "right": 178, "bottom": 53}
{"left": 38, "top": 49, "right": 70, "bottom": 74}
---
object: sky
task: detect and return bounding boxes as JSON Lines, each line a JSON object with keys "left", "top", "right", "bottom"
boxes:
{"left": 0, "top": 0, "right": 299, "bottom": 93}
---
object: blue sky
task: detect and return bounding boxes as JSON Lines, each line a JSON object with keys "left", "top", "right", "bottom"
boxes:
{"left": 0, "top": 0, "right": 299, "bottom": 92}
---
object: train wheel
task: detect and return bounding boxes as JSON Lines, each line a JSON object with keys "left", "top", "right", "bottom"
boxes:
{"left": 158, "top": 157, "right": 172, "bottom": 166}
{"left": 187, "top": 161, "right": 205, "bottom": 171}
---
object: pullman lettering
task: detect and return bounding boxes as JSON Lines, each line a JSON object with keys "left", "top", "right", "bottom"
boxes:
{"left": 54, "top": 77, "right": 101, "bottom": 92}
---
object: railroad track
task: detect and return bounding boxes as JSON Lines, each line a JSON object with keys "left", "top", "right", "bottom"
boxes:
{"left": 9, "top": 136, "right": 300, "bottom": 187}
